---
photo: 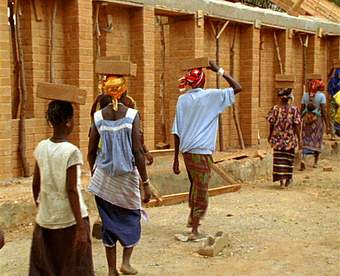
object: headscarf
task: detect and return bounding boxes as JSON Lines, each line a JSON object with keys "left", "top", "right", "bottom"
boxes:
{"left": 278, "top": 88, "right": 293, "bottom": 99}
{"left": 308, "top": 79, "right": 325, "bottom": 97}
{"left": 178, "top": 68, "right": 205, "bottom": 92}
{"left": 121, "top": 95, "right": 137, "bottom": 109}
{"left": 99, "top": 75, "right": 127, "bottom": 111}
{"left": 328, "top": 68, "right": 340, "bottom": 97}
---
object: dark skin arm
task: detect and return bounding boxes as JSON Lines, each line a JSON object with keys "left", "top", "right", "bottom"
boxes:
{"left": 32, "top": 163, "right": 41, "bottom": 206}
{"left": 87, "top": 124, "right": 100, "bottom": 175}
{"left": 209, "top": 61, "right": 242, "bottom": 94}
{"left": 132, "top": 114, "right": 151, "bottom": 203}
{"left": 268, "top": 124, "right": 274, "bottom": 143}
{"left": 320, "top": 103, "right": 330, "bottom": 133}
{"left": 66, "top": 165, "right": 88, "bottom": 250}
{"left": 173, "top": 134, "right": 181, "bottom": 175}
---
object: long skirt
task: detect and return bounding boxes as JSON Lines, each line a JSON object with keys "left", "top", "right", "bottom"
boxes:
{"left": 95, "top": 196, "right": 141, "bottom": 248}
{"left": 302, "top": 116, "right": 324, "bottom": 155}
{"left": 29, "top": 218, "right": 94, "bottom": 276}
{"left": 183, "top": 153, "right": 212, "bottom": 221}
{"left": 273, "top": 149, "right": 295, "bottom": 182}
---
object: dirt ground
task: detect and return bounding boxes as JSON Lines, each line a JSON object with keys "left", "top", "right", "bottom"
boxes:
{"left": 0, "top": 156, "right": 340, "bottom": 276}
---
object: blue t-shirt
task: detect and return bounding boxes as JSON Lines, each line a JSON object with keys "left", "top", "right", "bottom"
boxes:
{"left": 301, "top": 91, "right": 326, "bottom": 109}
{"left": 172, "top": 88, "right": 235, "bottom": 154}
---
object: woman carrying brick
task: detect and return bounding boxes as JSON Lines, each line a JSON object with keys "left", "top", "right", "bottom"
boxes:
{"left": 88, "top": 76, "right": 152, "bottom": 276}
{"left": 267, "top": 88, "right": 301, "bottom": 188}
{"left": 300, "top": 78, "right": 329, "bottom": 170}
{"left": 29, "top": 100, "right": 94, "bottom": 275}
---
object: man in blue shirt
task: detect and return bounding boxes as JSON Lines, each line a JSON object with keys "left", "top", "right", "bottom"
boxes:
{"left": 172, "top": 61, "right": 242, "bottom": 240}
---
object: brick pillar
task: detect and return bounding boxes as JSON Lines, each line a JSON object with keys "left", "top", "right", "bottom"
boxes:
{"left": 239, "top": 26, "right": 260, "bottom": 145}
{"left": 167, "top": 15, "right": 202, "bottom": 147}
{"left": 307, "top": 35, "right": 322, "bottom": 75}
{"left": 0, "top": 1, "right": 12, "bottom": 178}
{"left": 64, "top": 0, "right": 93, "bottom": 157}
{"left": 329, "top": 37, "right": 340, "bottom": 68}
{"left": 130, "top": 7, "right": 155, "bottom": 149}
{"left": 278, "top": 30, "right": 294, "bottom": 75}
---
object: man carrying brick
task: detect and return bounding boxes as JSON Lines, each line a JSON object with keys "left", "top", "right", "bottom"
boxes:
{"left": 172, "top": 61, "right": 242, "bottom": 240}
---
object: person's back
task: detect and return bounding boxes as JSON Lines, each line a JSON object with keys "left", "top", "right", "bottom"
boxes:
{"left": 94, "top": 104, "right": 138, "bottom": 176}
{"left": 34, "top": 139, "right": 87, "bottom": 228}
{"left": 174, "top": 87, "right": 235, "bottom": 154}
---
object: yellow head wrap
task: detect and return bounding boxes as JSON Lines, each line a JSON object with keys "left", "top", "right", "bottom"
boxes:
{"left": 100, "top": 76, "right": 128, "bottom": 111}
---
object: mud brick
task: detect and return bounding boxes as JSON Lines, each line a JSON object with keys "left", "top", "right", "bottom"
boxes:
{"left": 36, "top": 82, "right": 87, "bottom": 105}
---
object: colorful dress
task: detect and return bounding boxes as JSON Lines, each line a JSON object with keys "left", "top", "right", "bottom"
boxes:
{"left": 301, "top": 91, "right": 326, "bottom": 155}
{"left": 334, "top": 91, "right": 340, "bottom": 136}
{"left": 267, "top": 105, "right": 301, "bottom": 182}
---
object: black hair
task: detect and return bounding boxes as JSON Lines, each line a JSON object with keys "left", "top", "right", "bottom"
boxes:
{"left": 99, "top": 95, "right": 112, "bottom": 109}
{"left": 47, "top": 100, "right": 74, "bottom": 127}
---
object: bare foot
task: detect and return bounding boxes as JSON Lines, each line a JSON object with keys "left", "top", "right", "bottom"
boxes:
{"left": 300, "top": 162, "right": 306, "bottom": 171}
{"left": 280, "top": 180, "right": 284, "bottom": 189}
{"left": 313, "top": 163, "right": 318, "bottom": 168}
{"left": 188, "top": 232, "right": 207, "bottom": 242}
{"left": 108, "top": 267, "right": 119, "bottom": 276}
{"left": 120, "top": 264, "right": 138, "bottom": 275}
{"left": 285, "top": 179, "right": 292, "bottom": 187}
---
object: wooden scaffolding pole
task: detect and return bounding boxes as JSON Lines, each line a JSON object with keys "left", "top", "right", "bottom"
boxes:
{"left": 15, "top": 0, "right": 30, "bottom": 176}
{"left": 230, "top": 25, "right": 245, "bottom": 149}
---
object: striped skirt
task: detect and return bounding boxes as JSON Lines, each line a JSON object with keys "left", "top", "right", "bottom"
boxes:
{"left": 183, "top": 153, "right": 212, "bottom": 220}
{"left": 273, "top": 149, "right": 295, "bottom": 182}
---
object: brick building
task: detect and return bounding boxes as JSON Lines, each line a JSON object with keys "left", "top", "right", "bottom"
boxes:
{"left": 0, "top": 0, "right": 339, "bottom": 179}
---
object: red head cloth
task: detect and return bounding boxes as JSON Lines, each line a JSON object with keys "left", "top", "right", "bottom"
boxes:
{"left": 309, "top": 79, "right": 325, "bottom": 96}
{"left": 178, "top": 68, "right": 206, "bottom": 92}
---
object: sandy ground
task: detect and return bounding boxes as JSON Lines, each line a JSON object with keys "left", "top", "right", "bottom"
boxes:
{"left": 0, "top": 156, "right": 340, "bottom": 276}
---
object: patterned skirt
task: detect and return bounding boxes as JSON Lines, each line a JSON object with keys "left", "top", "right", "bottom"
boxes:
{"left": 182, "top": 153, "right": 212, "bottom": 220}
{"left": 273, "top": 149, "right": 295, "bottom": 182}
{"left": 302, "top": 116, "right": 324, "bottom": 154}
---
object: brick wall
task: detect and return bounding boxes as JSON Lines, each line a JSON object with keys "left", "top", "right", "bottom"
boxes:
{"left": 1, "top": 1, "right": 340, "bottom": 179}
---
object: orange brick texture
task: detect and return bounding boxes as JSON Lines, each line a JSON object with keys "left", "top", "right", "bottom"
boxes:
{"left": 1, "top": 1, "right": 340, "bottom": 179}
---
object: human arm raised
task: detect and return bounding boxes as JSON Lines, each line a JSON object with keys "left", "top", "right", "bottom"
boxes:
{"left": 208, "top": 61, "right": 242, "bottom": 94}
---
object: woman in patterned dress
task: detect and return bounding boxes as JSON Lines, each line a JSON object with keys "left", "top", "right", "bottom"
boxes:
{"left": 267, "top": 88, "right": 301, "bottom": 188}
{"left": 300, "top": 79, "right": 329, "bottom": 170}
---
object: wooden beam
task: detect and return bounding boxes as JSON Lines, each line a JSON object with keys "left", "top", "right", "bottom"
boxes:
{"left": 145, "top": 184, "right": 241, "bottom": 208}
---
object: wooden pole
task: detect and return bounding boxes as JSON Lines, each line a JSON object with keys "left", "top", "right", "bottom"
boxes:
{"left": 146, "top": 184, "right": 241, "bottom": 207}
{"left": 274, "top": 31, "right": 284, "bottom": 75}
{"left": 9, "top": 0, "right": 20, "bottom": 119}
{"left": 158, "top": 16, "right": 168, "bottom": 145}
{"left": 230, "top": 25, "right": 245, "bottom": 149}
{"left": 49, "top": 0, "right": 57, "bottom": 83}
{"left": 16, "top": 0, "right": 30, "bottom": 176}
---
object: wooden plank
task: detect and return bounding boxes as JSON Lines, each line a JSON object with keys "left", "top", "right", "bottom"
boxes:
{"left": 211, "top": 162, "right": 237, "bottom": 184}
{"left": 179, "top": 57, "right": 210, "bottom": 70}
{"left": 36, "top": 82, "right": 87, "bottom": 105}
{"left": 145, "top": 184, "right": 241, "bottom": 208}
{"left": 95, "top": 59, "right": 137, "bottom": 76}
{"left": 275, "top": 74, "right": 296, "bottom": 82}
{"left": 306, "top": 73, "right": 322, "bottom": 80}
{"left": 275, "top": 82, "right": 296, "bottom": 89}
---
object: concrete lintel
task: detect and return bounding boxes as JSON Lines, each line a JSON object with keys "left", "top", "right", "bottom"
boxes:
{"left": 97, "top": 0, "right": 340, "bottom": 36}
